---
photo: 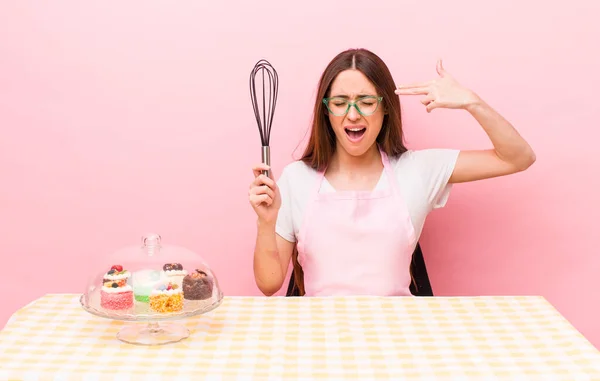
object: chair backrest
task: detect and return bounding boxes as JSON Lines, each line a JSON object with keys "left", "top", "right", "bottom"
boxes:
{"left": 285, "top": 242, "right": 434, "bottom": 297}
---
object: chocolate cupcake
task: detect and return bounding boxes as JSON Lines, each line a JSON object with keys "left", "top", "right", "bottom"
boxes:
{"left": 182, "top": 269, "right": 213, "bottom": 300}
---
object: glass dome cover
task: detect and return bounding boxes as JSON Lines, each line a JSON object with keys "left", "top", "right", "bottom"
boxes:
{"left": 80, "top": 233, "right": 223, "bottom": 322}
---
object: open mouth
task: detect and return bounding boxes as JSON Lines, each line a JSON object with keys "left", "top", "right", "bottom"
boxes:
{"left": 345, "top": 127, "right": 366, "bottom": 142}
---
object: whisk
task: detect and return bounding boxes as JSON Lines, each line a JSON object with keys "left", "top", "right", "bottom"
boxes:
{"left": 249, "top": 59, "right": 279, "bottom": 177}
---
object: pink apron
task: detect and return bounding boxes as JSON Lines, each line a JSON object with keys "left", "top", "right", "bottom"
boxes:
{"left": 296, "top": 147, "right": 417, "bottom": 297}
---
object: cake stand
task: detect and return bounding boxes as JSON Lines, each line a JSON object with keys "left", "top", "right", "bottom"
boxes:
{"left": 80, "top": 233, "right": 224, "bottom": 346}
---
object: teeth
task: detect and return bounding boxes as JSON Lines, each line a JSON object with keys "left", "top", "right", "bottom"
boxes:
{"left": 347, "top": 128, "right": 364, "bottom": 131}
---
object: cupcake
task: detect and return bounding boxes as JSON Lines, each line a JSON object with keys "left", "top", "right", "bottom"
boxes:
{"left": 131, "top": 269, "right": 165, "bottom": 303}
{"left": 182, "top": 269, "right": 213, "bottom": 300}
{"left": 149, "top": 281, "right": 183, "bottom": 313}
{"left": 100, "top": 265, "right": 133, "bottom": 310}
{"left": 162, "top": 263, "right": 187, "bottom": 289}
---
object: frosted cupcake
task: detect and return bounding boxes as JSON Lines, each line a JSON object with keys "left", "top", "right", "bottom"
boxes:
{"left": 162, "top": 263, "right": 187, "bottom": 289}
{"left": 149, "top": 281, "right": 183, "bottom": 313}
{"left": 131, "top": 269, "right": 165, "bottom": 303}
{"left": 100, "top": 265, "right": 133, "bottom": 310}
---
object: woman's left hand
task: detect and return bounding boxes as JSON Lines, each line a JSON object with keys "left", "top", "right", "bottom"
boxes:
{"left": 395, "top": 59, "right": 480, "bottom": 113}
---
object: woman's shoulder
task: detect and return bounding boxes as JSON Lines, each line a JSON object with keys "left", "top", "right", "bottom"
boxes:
{"left": 389, "top": 148, "right": 460, "bottom": 169}
{"left": 278, "top": 160, "right": 320, "bottom": 184}
{"left": 276, "top": 160, "right": 320, "bottom": 204}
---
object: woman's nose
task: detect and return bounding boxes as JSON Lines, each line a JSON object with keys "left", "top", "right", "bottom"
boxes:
{"left": 347, "top": 106, "right": 360, "bottom": 121}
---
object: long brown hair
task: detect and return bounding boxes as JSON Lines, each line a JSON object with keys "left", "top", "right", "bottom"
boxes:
{"left": 290, "top": 48, "right": 410, "bottom": 296}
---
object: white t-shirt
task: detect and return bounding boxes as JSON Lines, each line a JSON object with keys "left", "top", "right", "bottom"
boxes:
{"left": 275, "top": 149, "right": 460, "bottom": 243}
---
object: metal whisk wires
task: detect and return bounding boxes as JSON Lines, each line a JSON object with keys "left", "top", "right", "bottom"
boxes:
{"left": 249, "top": 59, "right": 279, "bottom": 176}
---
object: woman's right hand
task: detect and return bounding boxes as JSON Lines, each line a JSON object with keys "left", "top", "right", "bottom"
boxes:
{"left": 248, "top": 164, "right": 281, "bottom": 224}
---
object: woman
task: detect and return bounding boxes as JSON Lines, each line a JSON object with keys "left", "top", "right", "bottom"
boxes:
{"left": 248, "top": 48, "right": 535, "bottom": 297}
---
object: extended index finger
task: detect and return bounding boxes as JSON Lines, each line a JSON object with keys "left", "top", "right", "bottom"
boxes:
{"left": 394, "top": 87, "right": 429, "bottom": 95}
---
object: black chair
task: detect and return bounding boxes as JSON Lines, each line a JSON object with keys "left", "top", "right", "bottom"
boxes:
{"left": 285, "top": 242, "right": 434, "bottom": 297}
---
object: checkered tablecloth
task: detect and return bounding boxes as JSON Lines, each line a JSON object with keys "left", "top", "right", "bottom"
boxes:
{"left": 1, "top": 294, "right": 599, "bottom": 380}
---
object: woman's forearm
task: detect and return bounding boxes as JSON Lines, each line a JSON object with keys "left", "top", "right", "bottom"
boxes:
{"left": 253, "top": 220, "right": 286, "bottom": 296}
{"left": 465, "top": 94, "right": 536, "bottom": 171}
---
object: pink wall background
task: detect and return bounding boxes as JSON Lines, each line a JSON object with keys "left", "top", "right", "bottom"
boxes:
{"left": 1, "top": 1, "right": 599, "bottom": 347}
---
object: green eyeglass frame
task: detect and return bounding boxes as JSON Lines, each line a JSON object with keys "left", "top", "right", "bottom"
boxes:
{"left": 322, "top": 95, "right": 383, "bottom": 116}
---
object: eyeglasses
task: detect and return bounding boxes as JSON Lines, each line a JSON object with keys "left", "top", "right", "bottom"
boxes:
{"left": 322, "top": 95, "right": 383, "bottom": 116}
